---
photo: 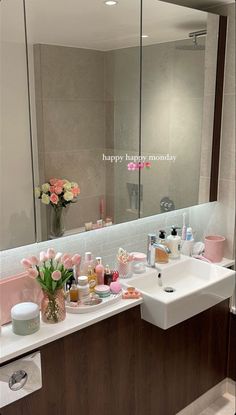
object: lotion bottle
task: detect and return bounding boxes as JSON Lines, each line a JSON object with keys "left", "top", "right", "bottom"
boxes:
{"left": 95, "top": 257, "right": 105, "bottom": 285}
{"left": 167, "top": 226, "right": 181, "bottom": 259}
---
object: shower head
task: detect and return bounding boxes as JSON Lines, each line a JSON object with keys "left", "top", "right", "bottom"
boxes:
{"left": 176, "top": 29, "right": 207, "bottom": 51}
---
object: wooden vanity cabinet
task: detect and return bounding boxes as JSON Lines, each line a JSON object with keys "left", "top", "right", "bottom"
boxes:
{"left": 1, "top": 300, "right": 230, "bottom": 415}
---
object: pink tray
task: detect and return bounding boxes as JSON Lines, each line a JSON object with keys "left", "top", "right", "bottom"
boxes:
{"left": 0, "top": 273, "right": 42, "bottom": 325}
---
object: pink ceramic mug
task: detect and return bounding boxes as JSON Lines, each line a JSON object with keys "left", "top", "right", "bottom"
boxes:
{"left": 204, "top": 235, "right": 225, "bottom": 263}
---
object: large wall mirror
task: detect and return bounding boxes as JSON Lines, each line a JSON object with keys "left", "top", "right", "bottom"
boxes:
{"left": 0, "top": 0, "right": 226, "bottom": 249}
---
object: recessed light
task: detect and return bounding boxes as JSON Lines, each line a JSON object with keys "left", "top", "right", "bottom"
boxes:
{"left": 142, "top": 35, "right": 149, "bottom": 38}
{"left": 104, "top": 0, "right": 118, "bottom": 5}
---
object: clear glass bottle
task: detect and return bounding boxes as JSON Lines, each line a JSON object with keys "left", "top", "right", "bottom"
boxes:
{"left": 69, "top": 280, "right": 79, "bottom": 302}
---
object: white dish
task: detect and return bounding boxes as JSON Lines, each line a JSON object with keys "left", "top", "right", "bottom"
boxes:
{"left": 66, "top": 292, "right": 122, "bottom": 314}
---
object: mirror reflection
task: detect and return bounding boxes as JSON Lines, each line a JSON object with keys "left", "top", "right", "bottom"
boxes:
{"left": 0, "top": 0, "right": 221, "bottom": 249}
{"left": 26, "top": 0, "right": 141, "bottom": 240}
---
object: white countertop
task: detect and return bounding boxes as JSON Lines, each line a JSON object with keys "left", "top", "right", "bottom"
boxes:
{"left": 0, "top": 298, "right": 142, "bottom": 365}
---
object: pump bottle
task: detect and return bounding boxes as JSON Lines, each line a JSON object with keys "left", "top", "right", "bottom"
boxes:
{"left": 167, "top": 226, "right": 181, "bottom": 259}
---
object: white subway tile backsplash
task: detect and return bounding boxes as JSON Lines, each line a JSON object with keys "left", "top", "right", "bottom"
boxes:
{"left": 0, "top": 202, "right": 230, "bottom": 280}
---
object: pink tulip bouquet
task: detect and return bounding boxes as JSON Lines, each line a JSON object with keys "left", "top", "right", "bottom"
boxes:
{"left": 21, "top": 249, "right": 81, "bottom": 295}
{"left": 35, "top": 178, "right": 80, "bottom": 207}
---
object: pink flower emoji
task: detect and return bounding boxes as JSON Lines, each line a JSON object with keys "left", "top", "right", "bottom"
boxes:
{"left": 27, "top": 268, "right": 39, "bottom": 278}
{"left": 47, "top": 248, "right": 56, "bottom": 259}
{"left": 50, "top": 193, "right": 59, "bottom": 205}
{"left": 145, "top": 162, "right": 151, "bottom": 168}
{"left": 40, "top": 251, "right": 48, "bottom": 262}
{"left": 127, "top": 162, "right": 136, "bottom": 171}
{"left": 54, "top": 186, "right": 63, "bottom": 195}
{"left": 63, "top": 258, "right": 73, "bottom": 269}
{"left": 29, "top": 256, "right": 39, "bottom": 266}
{"left": 139, "top": 162, "right": 145, "bottom": 169}
{"left": 50, "top": 178, "right": 57, "bottom": 186}
{"left": 72, "top": 254, "right": 81, "bottom": 266}
{"left": 52, "top": 270, "right": 61, "bottom": 281}
{"left": 21, "top": 258, "right": 32, "bottom": 269}
{"left": 72, "top": 187, "right": 80, "bottom": 197}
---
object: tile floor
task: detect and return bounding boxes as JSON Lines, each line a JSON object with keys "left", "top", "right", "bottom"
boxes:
{"left": 199, "top": 393, "right": 235, "bottom": 415}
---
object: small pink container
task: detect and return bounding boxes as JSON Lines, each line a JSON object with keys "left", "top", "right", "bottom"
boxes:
{"left": 204, "top": 235, "right": 225, "bottom": 263}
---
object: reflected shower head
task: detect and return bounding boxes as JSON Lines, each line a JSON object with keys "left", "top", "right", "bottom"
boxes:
{"left": 176, "top": 29, "right": 207, "bottom": 51}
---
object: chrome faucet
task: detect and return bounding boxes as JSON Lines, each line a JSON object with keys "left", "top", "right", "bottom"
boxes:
{"left": 147, "top": 234, "right": 157, "bottom": 267}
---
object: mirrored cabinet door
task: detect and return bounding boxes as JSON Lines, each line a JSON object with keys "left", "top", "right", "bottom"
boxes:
{"left": 0, "top": 0, "right": 36, "bottom": 250}
{"left": 25, "top": 0, "right": 141, "bottom": 242}
{"left": 141, "top": 0, "right": 220, "bottom": 217}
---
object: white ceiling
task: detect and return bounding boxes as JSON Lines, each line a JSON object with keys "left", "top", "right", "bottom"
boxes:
{"left": 25, "top": 0, "right": 209, "bottom": 51}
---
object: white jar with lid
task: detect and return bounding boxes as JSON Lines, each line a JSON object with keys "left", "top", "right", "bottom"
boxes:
{"left": 130, "top": 252, "right": 147, "bottom": 274}
{"left": 78, "top": 276, "right": 90, "bottom": 302}
{"left": 11, "top": 302, "right": 40, "bottom": 335}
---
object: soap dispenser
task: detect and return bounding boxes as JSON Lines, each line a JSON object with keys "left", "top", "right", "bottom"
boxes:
{"left": 155, "top": 230, "right": 169, "bottom": 264}
{"left": 167, "top": 226, "right": 181, "bottom": 259}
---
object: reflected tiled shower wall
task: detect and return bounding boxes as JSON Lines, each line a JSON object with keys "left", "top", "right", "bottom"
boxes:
{"left": 34, "top": 44, "right": 109, "bottom": 238}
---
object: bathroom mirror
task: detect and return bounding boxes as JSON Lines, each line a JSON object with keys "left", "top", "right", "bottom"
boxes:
{"left": 25, "top": 0, "right": 225, "bottom": 241}
{"left": 0, "top": 0, "right": 225, "bottom": 249}
{"left": 0, "top": 0, "right": 36, "bottom": 250}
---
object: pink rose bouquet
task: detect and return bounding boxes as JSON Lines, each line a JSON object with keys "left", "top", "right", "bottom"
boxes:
{"left": 35, "top": 178, "right": 80, "bottom": 208}
{"left": 21, "top": 249, "right": 81, "bottom": 294}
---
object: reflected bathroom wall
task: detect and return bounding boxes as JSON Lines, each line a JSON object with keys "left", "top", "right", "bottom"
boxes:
{"left": 33, "top": 44, "right": 140, "bottom": 239}
{"left": 141, "top": 35, "right": 206, "bottom": 216}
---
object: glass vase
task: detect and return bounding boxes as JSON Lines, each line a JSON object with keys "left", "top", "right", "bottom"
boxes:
{"left": 41, "top": 289, "right": 66, "bottom": 324}
{"left": 49, "top": 205, "right": 66, "bottom": 238}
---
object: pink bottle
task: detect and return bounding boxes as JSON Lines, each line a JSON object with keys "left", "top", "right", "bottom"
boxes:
{"left": 95, "top": 257, "right": 104, "bottom": 285}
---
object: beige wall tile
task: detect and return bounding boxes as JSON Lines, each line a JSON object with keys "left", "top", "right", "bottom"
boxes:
{"left": 42, "top": 99, "right": 105, "bottom": 152}
{"left": 40, "top": 44, "right": 105, "bottom": 100}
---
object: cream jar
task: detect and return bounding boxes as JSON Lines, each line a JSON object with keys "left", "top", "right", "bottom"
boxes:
{"left": 11, "top": 302, "right": 40, "bottom": 336}
{"left": 130, "top": 252, "right": 147, "bottom": 274}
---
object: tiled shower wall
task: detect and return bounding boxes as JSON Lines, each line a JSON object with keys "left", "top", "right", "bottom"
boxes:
{"left": 34, "top": 44, "right": 108, "bottom": 238}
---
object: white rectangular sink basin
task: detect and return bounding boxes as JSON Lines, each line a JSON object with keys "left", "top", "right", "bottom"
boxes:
{"left": 122, "top": 256, "right": 235, "bottom": 329}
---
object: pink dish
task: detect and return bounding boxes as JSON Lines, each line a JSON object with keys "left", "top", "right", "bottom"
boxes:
{"left": 110, "top": 281, "right": 122, "bottom": 294}
{"left": 0, "top": 273, "right": 43, "bottom": 325}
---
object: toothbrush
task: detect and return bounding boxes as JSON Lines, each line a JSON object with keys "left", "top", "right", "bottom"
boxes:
{"left": 181, "top": 213, "right": 187, "bottom": 241}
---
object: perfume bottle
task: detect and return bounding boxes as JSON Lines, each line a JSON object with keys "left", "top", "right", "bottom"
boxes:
{"left": 87, "top": 265, "right": 97, "bottom": 293}
{"left": 104, "top": 265, "right": 113, "bottom": 286}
